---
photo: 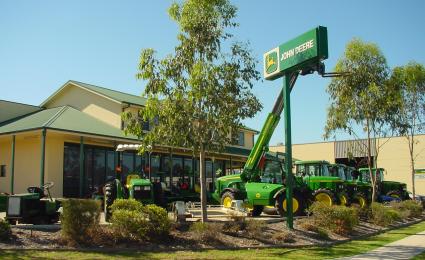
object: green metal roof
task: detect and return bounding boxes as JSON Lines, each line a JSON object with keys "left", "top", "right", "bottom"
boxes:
{"left": 41, "top": 80, "right": 147, "bottom": 107}
{"left": 0, "top": 100, "right": 41, "bottom": 124}
{"left": 0, "top": 106, "right": 139, "bottom": 141}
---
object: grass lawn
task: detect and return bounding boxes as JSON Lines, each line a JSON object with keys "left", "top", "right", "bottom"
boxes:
{"left": 1, "top": 221, "right": 424, "bottom": 260}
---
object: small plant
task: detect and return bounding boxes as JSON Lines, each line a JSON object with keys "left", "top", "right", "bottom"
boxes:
{"left": 110, "top": 199, "right": 171, "bottom": 241}
{"left": 0, "top": 219, "right": 11, "bottom": 241}
{"left": 272, "top": 229, "right": 295, "bottom": 243}
{"left": 189, "top": 222, "right": 222, "bottom": 242}
{"left": 60, "top": 199, "right": 100, "bottom": 245}
{"left": 245, "top": 219, "right": 266, "bottom": 238}
{"left": 389, "top": 200, "right": 423, "bottom": 218}
{"left": 369, "top": 202, "right": 402, "bottom": 227}
{"left": 308, "top": 202, "right": 359, "bottom": 235}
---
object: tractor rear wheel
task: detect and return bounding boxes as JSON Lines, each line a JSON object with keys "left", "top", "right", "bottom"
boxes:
{"left": 103, "top": 181, "right": 117, "bottom": 222}
{"left": 313, "top": 189, "right": 336, "bottom": 207}
{"left": 251, "top": 205, "right": 264, "bottom": 217}
{"left": 275, "top": 193, "right": 304, "bottom": 217}
{"left": 221, "top": 191, "right": 236, "bottom": 208}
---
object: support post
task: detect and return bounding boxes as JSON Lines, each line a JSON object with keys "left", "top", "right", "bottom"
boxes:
{"left": 10, "top": 135, "right": 15, "bottom": 194}
{"left": 79, "top": 136, "right": 84, "bottom": 197}
{"left": 40, "top": 129, "right": 46, "bottom": 187}
{"left": 169, "top": 149, "right": 173, "bottom": 189}
{"left": 283, "top": 74, "right": 294, "bottom": 229}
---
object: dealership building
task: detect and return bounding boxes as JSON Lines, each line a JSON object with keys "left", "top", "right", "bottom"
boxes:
{"left": 269, "top": 135, "right": 425, "bottom": 195}
{"left": 0, "top": 80, "right": 258, "bottom": 198}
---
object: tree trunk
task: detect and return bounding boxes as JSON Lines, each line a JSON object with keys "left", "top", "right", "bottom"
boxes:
{"left": 366, "top": 119, "right": 376, "bottom": 202}
{"left": 199, "top": 143, "right": 208, "bottom": 222}
{"left": 408, "top": 134, "right": 416, "bottom": 200}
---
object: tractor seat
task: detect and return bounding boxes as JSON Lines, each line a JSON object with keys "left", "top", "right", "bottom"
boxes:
{"left": 27, "top": 186, "right": 45, "bottom": 198}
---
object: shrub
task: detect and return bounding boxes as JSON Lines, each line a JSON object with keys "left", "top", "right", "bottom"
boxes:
{"left": 60, "top": 199, "right": 100, "bottom": 244}
{"left": 389, "top": 200, "right": 423, "bottom": 218}
{"left": 308, "top": 202, "right": 359, "bottom": 235}
{"left": 272, "top": 229, "right": 295, "bottom": 243}
{"left": 245, "top": 219, "right": 266, "bottom": 238}
{"left": 190, "top": 222, "right": 222, "bottom": 242}
{"left": 369, "top": 202, "right": 402, "bottom": 227}
{"left": 110, "top": 199, "right": 171, "bottom": 241}
{"left": 298, "top": 218, "right": 319, "bottom": 232}
{"left": 0, "top": 219, "right": 11, "bottom": 241}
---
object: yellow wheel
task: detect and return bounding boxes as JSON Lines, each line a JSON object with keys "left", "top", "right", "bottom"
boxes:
{"left": 339, "top": 194, "right": 348, "bottom": 206}
{"left": 221, "top": 191, "right": 236, "bottom": 208}
{"left": 283, "top": 198, "right": 299, "bottom": 213}
{"left": 358, "top": 196, "right": 366, "bottom": 208}
{"left": 314, "top": 191, "right": 334, "bottom": 207}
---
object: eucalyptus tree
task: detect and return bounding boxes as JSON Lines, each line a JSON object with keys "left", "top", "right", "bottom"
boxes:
{"left": 123, "top": 0, "right": 262, "bottom": 222}
{"left": 390, "top": 62, "right": 425, "bottom": 200}
{"left": 324, "top": 38, "right": 398, "bottom": 201}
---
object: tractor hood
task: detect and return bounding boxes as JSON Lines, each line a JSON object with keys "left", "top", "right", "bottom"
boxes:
{"left": 129, "top": 178, "right": 151, "bottom": 186}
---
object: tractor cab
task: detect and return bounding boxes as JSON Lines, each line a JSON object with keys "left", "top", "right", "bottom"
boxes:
{"left": 358, "top": 168, "right": 409, "bottom": 200}
{"left": 6, "top": 182, "right": 61, "bottom": 224}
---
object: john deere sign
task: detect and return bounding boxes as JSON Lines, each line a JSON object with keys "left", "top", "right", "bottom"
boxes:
{"left": 264, "top": 26, "right": 328, "bottom": 80}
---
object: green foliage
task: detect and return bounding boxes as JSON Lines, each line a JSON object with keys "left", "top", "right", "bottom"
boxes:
{"left": 369, "top": 202, "right": 401, "bottom": 226}
{"left": 124, "top": 0, "right": 262, "bottom": 155}
{"left": 389, "top": 200, "right": 423, "bottom": 218}
{"left": 189, "top": 222, "right": 222, "bottom": 242}
{"left": 308, "top": 202, "right": 359, "bottom": 235}
{"left": 0, "top": 219, "right": 11, "bottom": 241}
{"left": 60, "top": 199, "right": 100, "bottom": 244}
{"left": 110, "top": 199, "right": 171, "bottom": 241}
{"left": 324, "top": 38, "right": 398, "bottom": 201}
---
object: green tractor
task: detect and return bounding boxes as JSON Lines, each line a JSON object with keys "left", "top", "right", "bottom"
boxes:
{"left": 103, "top": 174, "right": 164, "bottom": 221}
{"left": 294, "top": 160, "right": 350, "bottom": 207}
{"left": 329, "top": 164, "right": 371, "bottom": 208}
{"left": 357, "top": 168, "right": 409, "bottom": 201}
{"left": 213, "top": 152, "right": 309, "bottom": 216}
{"left": 5, "top": 182, "right": 61, "bottom": 224}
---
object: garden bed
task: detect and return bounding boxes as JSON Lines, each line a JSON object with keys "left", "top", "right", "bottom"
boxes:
{"left": 0, "top": 214, "right": 423, "bottom": 251}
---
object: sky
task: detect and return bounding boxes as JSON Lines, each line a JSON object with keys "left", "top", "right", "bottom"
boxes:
{"left": 1, "top": 0, "right": 425, "bottom": 146}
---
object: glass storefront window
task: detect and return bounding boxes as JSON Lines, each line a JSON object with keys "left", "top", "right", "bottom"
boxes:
{"left": 63, "top": 145, "right": 80, "bottom": 198}
{"left": 106, "top": 151, "right": 116, "bottom": 181}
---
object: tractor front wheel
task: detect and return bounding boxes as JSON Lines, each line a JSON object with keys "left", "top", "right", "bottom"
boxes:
{"left": 221, "top": 191, "right": 236, "bottom": 208}
{"left": 338, "top": 192, "right": 349, "bottom": 206}
{"left": 313, "top": 189, "right": 336, "bottom": 207}
{"left": 275, "top": 193, "right": 303, "bottom": 217}
{"left": 387, "top": 190, "right": 401, "bottom": 199}
{"left": 352, "top": 193, "right": 368, "bottom": 208}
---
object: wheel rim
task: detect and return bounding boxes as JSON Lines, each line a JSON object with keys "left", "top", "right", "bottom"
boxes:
{"left": 315, "top": 193, "right": 332, "bottom": 206}
{"left": 339, "top": 194, "right": 348, "bottom": 206}
{"left": 222, "top": 196, "right": 232, "bottom": 208}
{"left": 283, "top": 198, "right": 299, "bottom": 213}
{"left": 358, "top": 197, "right": 366, "bottom": 208}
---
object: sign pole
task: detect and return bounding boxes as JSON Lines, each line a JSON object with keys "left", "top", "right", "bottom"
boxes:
{"left": 283, "top": 73, "right": 293, "bottom": 229}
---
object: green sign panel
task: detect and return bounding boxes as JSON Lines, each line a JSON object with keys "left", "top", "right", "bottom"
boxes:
{"left": 264, "top": 26, "right": 328, "bottom": 80}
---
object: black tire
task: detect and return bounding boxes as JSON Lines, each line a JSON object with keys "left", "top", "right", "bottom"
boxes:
{"left": 262, "top": 206, "right": 278, "bottom": 215}
{"left": 221, "top": 191, "right": 236, "bottom": 208}
{"left": 337, "top": 191, "right": 350, "bottom": 206}
{"left": 251, "top": 205, "right": 264, "bottom": 217}
{"left": 352, "top": 192, "right": 368, "bottom": 208}
{"left": 312, "top": 189, "right": 336, "bottom": 207}
{"left": 275, "top": 192, "right": 305, "bottom": 217}
{"left": 103, "top": 181, "right": 117, "bottom": 222}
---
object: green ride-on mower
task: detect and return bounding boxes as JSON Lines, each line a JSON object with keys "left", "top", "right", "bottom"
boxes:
{"left": 5, "top": 182, "right": 61, "bottom": 225}
{"left": 103, "top": 173, "right": 164, "bottom": 221}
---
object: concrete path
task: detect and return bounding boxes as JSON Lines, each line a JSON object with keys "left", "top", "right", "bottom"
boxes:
{"left": 338, "top": 230, "right": 425, "bottom": 260}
